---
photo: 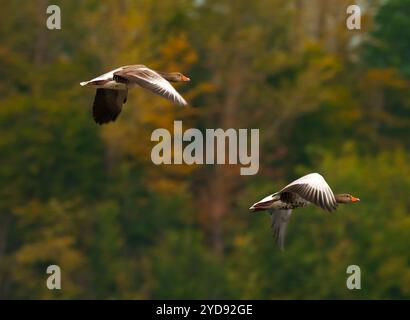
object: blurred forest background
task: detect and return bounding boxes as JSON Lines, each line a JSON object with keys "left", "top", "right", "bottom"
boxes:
{"left": 0, "top": 0, "right": 409, "bottom": 299}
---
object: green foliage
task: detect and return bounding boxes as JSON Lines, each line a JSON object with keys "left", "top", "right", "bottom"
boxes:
{"left": 0, "top": 0, "right": 409, "bottom": 299}
{"left": 364, "top": 0, "right": 410, "bottom": 78}
{"left": 147, "top": 230, "right": 234, "bottom": 299}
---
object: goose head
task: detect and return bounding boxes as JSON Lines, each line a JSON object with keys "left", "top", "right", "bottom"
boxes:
{"left": 335, "top": 193, "right": 360, "bottom": 204}
{"left": 159, "top": 72, "right": 190, "bottom": 82}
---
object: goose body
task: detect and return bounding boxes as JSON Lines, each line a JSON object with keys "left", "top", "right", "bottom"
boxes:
{"left": 80, "top": 67, "right": 127, "bottom": 90}
{"left": 249, "top": 173, "right": 360, "bottom": 250}
{"left": 80, "top": 65, "right": 190, "bottom": 124}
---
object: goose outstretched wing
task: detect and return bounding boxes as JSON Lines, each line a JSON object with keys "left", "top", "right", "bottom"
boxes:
{"left": 279, "top": 173, "right": 337, "bottom": 212}
{"left": 114, "top": 66, "right": 188, "bottom": 106}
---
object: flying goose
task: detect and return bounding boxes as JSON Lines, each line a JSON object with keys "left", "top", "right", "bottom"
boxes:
{"left": 249, "top": 173, "right": 360, "bottom": 250}
{"left": 80, "top": 65, "right": 190, "bottom": 125}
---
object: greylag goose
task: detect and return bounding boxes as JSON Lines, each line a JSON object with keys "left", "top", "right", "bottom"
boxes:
{"left": 80, "top": 65, "right": 190, "bottom": 124}
{"left": 249, "top": 173, "right": 360, "bottom": 250}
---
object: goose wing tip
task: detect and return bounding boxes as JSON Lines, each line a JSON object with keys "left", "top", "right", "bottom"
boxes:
{"left": 179, "top": 98, "right": 188, "bottom": 106}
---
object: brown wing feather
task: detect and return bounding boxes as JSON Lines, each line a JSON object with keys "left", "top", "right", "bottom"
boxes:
{"left": 92, "top": 89, "right": 128, "bottom": 125}
{"left": 114, "top": 67, "right": 187, "bottom": 105}
{"left": 269, "top": 209, "right": 293, "bottom": 250}
{"left": 281, "top": 183, "right": 337, "bottom": 212}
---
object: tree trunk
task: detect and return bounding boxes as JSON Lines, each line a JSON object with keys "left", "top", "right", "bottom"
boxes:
{"left": 200, "top": 53, "right": 245, "bottom": 257}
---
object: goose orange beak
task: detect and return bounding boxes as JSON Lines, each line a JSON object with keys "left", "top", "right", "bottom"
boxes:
{"left": 351, "top": 196, "right": 360, "bottom": 202}
{"left": 181, "top": 75, "right": 190, "bottom": 81}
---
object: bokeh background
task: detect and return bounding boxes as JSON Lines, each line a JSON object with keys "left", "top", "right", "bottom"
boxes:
{"left": 0, "top": 0, "right": 409, "bottom": 299}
